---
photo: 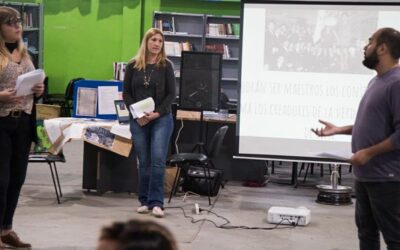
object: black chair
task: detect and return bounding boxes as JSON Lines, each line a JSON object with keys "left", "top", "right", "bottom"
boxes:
{"left": 28, "top": 104, "right": 66, "bottom": 204}
{"left": 43, "top": 77, "right": 84, "bottom": 117}
{"left": 28, "top": 152, "right": 65, "bottom": 204}
{"left": 167, "top": 125, "right": 228, "bottom": 205}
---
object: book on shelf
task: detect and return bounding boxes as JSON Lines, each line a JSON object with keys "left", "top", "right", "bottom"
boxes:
{"left": 23, "top": 12, "right": 34, "bottom": 28}
{"left": 205, "top": 44, "right": 231, "bottom": 59}
{"left": 113, "top": 62, "right": 127, "bottom": 81}
{"left": 171, "top": 16, "right": 176, "bottom": 34}
{"left": 207, "top": 23, "right": 219, "bottom": 36}
{"left": 155, "top": 19, "right": 176, "bottom": 33}
{"left": 232, "top": 23, "right": 240, "bottom": 36}
{"left": 181, "top": 41, "right": 192, "bottom": 51}
{"left": 165, "top": 41, "right": 181, "bottom": 56}
{"left": 207, "top": 23, "right": 238, "bottom": 37}
{"left": 165, "top": 41, "right": 193, "bottom": 56}
{"left": 155, "top": 19, "right": 163, "bottom": 30}
{"left": 226, "top": 23, "right": 233, "bottom": 35}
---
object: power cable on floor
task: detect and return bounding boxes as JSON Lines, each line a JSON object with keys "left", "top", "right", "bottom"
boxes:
{"left": 165, "top": 206, "right": 300, "bottom": 230}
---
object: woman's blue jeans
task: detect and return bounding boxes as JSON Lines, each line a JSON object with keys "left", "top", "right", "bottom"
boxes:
{"left": 130, "top": 113, "right": 173, "bottom": 209}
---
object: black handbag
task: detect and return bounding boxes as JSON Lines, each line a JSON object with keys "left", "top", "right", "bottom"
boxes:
{"left": 182, "top": 166, "right": 223, "bottom": 197}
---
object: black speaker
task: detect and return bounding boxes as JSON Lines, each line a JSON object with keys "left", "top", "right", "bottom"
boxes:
{"left": 179, "top": 51, "right": 222, "bottom": 111}
{"left": 182, "top": 166, "right": 223, "bottom": 197}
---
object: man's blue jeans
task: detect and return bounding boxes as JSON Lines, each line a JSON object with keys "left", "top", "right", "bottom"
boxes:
{"left": 130, "top": 113, "right": 173, "bottom": 209}
{"left": 355, "top": 181, "right": 400, "bottom": 250}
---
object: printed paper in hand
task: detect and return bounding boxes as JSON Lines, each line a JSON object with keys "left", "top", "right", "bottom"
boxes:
{"left": 15, "top": 69, "right": 46, "bottom": 96}
{"left": 129, "top": 97, "right": 155, "bottom": 118}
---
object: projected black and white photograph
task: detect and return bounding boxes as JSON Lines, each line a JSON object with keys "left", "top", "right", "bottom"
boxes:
{"left": 264, "top": 9, "right": 376, "bottom": 74}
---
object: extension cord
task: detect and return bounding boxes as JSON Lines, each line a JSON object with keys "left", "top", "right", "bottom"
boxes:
{"left": 267, "top": 206, "right": 311, "bottom": 226}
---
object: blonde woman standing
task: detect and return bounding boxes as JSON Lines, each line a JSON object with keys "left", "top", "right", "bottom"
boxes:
{"left": 123, "top": 28, "right": 175, "bottom": 218}
{"left": 0, "top": 6, "right": 44, "bottom": 249}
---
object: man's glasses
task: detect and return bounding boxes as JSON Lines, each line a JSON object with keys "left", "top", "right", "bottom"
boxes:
{"left": 4, "top": 17, "right": 23, "bottom": 26}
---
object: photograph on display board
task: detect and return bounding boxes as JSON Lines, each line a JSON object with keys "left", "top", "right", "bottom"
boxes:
{"left": 76, "top": 87, "right": 97, "bottom": 117}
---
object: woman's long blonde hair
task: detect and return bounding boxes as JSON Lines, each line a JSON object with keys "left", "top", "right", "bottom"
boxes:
{"left": 0, "top": 6, "right": 28, "bottom": 71}
{"left": 131, "top": 28, "right": 167, "bottom": 70}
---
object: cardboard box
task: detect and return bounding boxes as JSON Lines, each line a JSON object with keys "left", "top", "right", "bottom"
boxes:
{"left": 164, "top": 166, "right": 178, "bottom": 194}
{"left": 36, "top": 104, "right": 61, "bottom": 119}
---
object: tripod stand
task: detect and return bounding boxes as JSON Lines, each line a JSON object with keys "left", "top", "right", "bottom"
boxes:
{"left": 192, "top": 110, "right": 207, "bottom": 153}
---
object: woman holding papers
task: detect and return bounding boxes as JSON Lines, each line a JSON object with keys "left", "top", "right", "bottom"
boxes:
{"left": 0, "top": 6, "right": 44, "bottom": 248}
{"left": 123, "top": 28, "right": 175, "bottom": 218}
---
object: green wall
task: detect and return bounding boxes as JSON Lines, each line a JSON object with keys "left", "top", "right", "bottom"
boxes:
{"left": 17, "top": 0, "right": 239, "bottom": 93}
{"left": 42, "top": 0, "right": 141, "bottom": 93}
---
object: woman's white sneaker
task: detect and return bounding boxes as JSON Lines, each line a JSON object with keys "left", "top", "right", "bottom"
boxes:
{"left": 136, "top": 205, "right": 150, "bottom": 214}
{"left": 151, "top": 206, "right": 164, "bottom": 218}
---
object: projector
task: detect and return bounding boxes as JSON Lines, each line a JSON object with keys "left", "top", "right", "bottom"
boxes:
{"left": 267, "top": 206, "right": 311, "bottom": 226}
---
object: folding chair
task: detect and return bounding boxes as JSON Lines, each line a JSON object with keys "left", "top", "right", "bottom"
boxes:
{"left": 28, "top": 104, "right": 65, "bottom": 204}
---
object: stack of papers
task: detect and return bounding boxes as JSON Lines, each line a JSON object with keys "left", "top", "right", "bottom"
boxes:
{"left": 129, "top": 97, "right": 155, "bottom": 118}
{"left": 16, "top": 69, "right": 45, "bottom": 96}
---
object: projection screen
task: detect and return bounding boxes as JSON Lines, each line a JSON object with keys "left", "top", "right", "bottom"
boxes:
{"left": 238, "top": 0, "right": 400, "bottom": 162}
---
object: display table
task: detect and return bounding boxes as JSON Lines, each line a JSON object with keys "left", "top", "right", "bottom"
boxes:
{"left": 44, "top": 117, "right": 131, "bottom": 156}
{"left": 44, "top": 118, "right": 137, "bottom": 194}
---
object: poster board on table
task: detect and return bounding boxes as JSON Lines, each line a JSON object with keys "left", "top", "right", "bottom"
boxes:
{"left": 72, "top": 80, "right": 123, "bottom": 120}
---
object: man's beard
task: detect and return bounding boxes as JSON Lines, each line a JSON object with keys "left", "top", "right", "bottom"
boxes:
{"left": 362, "top": 48, "right": 379, "bottom": 69}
